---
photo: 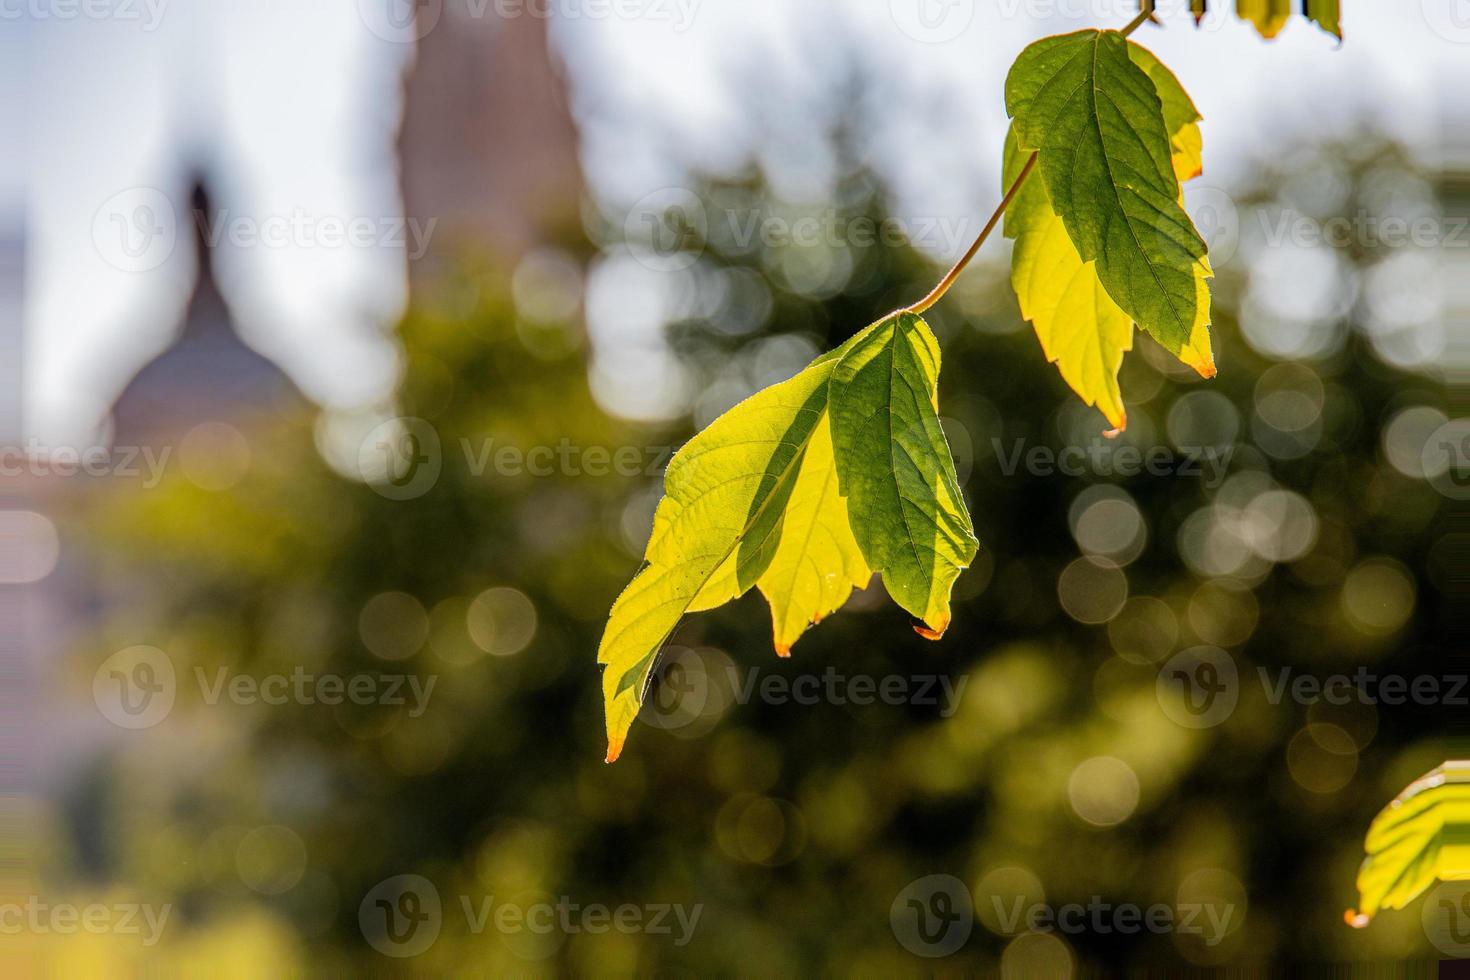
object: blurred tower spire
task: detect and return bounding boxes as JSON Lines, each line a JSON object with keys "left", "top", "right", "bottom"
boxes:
{"left": 399, "top": 8, "right": 584, "bottom": 278}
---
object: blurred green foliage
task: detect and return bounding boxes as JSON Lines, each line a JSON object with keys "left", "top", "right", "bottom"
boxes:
{"left": 45, "top": 130, "right": 1457, "bottom": 974}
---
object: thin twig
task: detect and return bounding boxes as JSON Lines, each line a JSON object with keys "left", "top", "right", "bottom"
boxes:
{"left": 902, "top": 3, "right": 1155, "bottom": 316}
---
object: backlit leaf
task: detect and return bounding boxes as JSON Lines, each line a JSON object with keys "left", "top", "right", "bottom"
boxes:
{"left": 829, "top": 312, "right": 978, "bottom": 637}
{"left": 1348, "top": 762, "right": 1470, "bottom": 926}
{"left": 1237, "top": 0, "right": 1291, "bottom": 38}
{"left": 1237, "top": 0, "right": 1341, "bottom": 39}
{"left": 1006, "top": 30, "right": 1211, "bottom": 360}
{"left": 1305, "top": 0, "right": 1343, "bottom": 40}
{"left": 1003, "top": 127, "right": 1133, "bottom": 432}
{"left": 1003, "top": 38, "right": 1214, "bottom": 430}
{"left": 598, "top": 355, "right": 836, "bottom": 761}
{"left": 756, "top": 413, "right": 872, "bottom": 657}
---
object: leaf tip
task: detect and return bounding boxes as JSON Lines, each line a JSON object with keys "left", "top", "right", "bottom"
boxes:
{"left": 605, "top": 737, "right": 625, "bottom": 764}
{"left": 1345, "top": 909, "right": 1370, "bottom": 929}
{"left": 912, "top": 617, "right": 949, "bottom": 642}
{"left": 1180, "top": 346, "right": 1218, "bottom": 380}
{"left": 775, "top": 642, "right": 792, "bottom": 659}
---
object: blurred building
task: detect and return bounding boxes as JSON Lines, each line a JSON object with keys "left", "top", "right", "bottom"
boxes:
{"left": 110, "top": 11, "right": 584, "bottom": 448}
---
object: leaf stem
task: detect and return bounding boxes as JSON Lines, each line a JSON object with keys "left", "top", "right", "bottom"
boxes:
{"left": 903, "top": 152, "right": 1035, "bottom": 316}
{"left": 903, "top": 3, "right": 1155, "bottom": 317}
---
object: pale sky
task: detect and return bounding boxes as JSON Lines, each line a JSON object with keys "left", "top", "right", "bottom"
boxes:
{"left": 18, "top": 1, "right": 1468, "bottom": 444}
{"left": 554, "top": 0, "right": 1468, "bottom": 420}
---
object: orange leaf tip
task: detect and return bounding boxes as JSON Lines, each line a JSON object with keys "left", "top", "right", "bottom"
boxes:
{"left": 775, "top": 643, "right": 791, "bottom": 659}
{"left": 1344, "top": 909, "right": 1370, "bottom": 929}
{"left": 605, "top": 737, "right": 625, "bottom": 764}
{"left": 1180, "top": 346, "right": 1218, "bottom": 380}
{"left": 912, "top": 618, "right": 949, "bottom": 641}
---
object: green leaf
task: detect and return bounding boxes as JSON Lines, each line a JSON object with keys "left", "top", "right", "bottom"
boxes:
{"left": 1005, "top": 30, "right": 1211, "bottom": 358}
{"left": 830, "top": 312, "right": 978, "bottom": 637}
{"left": 1348, "top": 762, "right": 1470, "bottom": 926}
{"left": 1126, "top": 41, "right": 1203, "bottom": 183}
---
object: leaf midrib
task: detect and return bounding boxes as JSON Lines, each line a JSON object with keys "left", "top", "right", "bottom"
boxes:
{"left": 1084, "top": 32, "right": 1190, "bottom": 340}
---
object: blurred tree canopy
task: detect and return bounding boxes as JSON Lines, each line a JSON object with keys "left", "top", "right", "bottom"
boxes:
{"left": 45, "top": 126, "right": 1457, "bottom": 974}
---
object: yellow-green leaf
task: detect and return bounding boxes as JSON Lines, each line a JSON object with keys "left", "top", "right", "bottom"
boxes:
{"left": 1004, "top": 127, "right": 1133, "bottom": 432}
{"left": 1237, "top": 0, "right": 1291, "bottom": 38}
{"left": 1127, "top": 41, "right": 1204, "bottom": 183}
{"left": 1305, "top": 0, "right": 1342, "bottom": 40}
{"left": 1237, "top": 0, "right": 1341, "bottom": 39}
{"left": 598, "top": 357, "right": 835, "bottom": 761}
{"left": 1003, "top": 39, "right": 1214, "bottom": 430}
{"left": 1006, "top": 30, "right": 1210, "bottom": 360}
{"left": 1348, "top": 762, "right": 1470, "bottom": 926}
{"left": 829, "top": 312, "right": 978, "bottom": 637}
{"left": 756, "top": 413, "right": 871, "bottom": 657}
